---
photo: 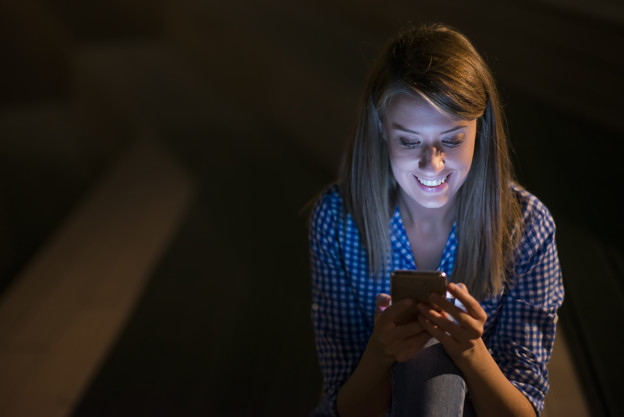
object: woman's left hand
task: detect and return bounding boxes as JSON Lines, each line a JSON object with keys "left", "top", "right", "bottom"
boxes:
{"left": 416, "top": 282, "right": 488, "bottom": 368}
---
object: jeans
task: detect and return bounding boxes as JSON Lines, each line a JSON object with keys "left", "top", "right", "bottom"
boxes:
{"left": 390, "top": 339, "right": 476, "bottom": 417}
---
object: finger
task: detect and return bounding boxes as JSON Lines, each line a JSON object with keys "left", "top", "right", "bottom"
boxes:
{"left": 391, "top": 332, "right": 432, "bottom": 363}
{"left": 376, "top": 293, "right": 392, "bottom": 306}
{"left": 373, "top": 317, "right": 427, "bottom": 359}
{"left": 447, "top": 283, "right": 487, "bottom": 322}
{"left": 419, "top": 300, "right": 482, "bottom": 341}
{"left": 376, "top": 298, "right": 413, "bottom": 325}
{"left": 376, "top": 293, "right": 392, "bottom": 312}
{"left": 418, "top": 303, "right": 460, "bottom": 334}
{"left": 418, "top": 314, "right": 456, "bottom": 347}
{"left": 388, "top": 320, "right": 426, "bottom": 342}
{"left": 428, "top": 293, "right": 473, "bottom": 325}
{"left": 427, "top": 293, "right": 461, "bottom": 317}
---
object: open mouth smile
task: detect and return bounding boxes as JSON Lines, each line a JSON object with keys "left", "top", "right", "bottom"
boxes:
{"left": 416, "top": 174, "right": 449, "bottom": 187}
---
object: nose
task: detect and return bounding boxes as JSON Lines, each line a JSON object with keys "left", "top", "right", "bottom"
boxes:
{"left": 418, "top": 145, "right": 445, "bottom": 173}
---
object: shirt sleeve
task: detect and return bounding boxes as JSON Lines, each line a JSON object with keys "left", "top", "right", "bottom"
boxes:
{"left": 308, "top": 190, "right": 369, "bottom": 417}
{"left": 486, "top": 195, "right": 564, "bottom": 415}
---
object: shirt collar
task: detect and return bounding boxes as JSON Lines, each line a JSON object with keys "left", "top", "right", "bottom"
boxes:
{"left": 390, "top": 205, "right": 457, "bottom": 276}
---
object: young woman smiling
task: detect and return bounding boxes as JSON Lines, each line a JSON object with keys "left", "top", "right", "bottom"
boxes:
{"left": 309, "top": 24, "right": 563, "bottom": 417}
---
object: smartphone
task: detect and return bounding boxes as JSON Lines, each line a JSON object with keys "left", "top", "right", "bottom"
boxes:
{"left": 390, "top": 270, "right": 447, "bottom": 324}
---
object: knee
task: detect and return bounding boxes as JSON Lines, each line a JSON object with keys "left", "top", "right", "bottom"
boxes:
{"left": 391, "top": 341, "right": 469, "bottom": 417}
{"left": 393, "top": 340, "right": 463, "bottom": 384}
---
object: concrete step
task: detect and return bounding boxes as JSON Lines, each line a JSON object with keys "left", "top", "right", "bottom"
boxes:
{"left": 555, "top": 218, "right": 624, "bottom": 417}
{"left": 0, "top": 102, "right": 125, "bottom": 293}
{"left": 543, "top": 326, "right": 591, "bottom": 417}
{"left": 0, "top": 138, "right": 194, "bottom": 417}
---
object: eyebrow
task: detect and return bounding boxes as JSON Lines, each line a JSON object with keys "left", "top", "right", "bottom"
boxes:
{"left": 391, "top": 122, "right": 470, "bottom": 135}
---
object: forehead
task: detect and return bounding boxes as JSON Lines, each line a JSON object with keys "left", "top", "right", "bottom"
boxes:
{"left": 384, "top": 94, "right": 468, "bottom": 130}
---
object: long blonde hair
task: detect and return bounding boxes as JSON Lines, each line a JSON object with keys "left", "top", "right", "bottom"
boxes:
{"left": 338, "top": 23, "right": 523, "bottom": 300}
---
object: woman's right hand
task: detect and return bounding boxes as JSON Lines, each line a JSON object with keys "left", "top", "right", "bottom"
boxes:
{"left": 367, "top": 293, "right": 432, "bottom": 365}
{"left": 337, "top": 293, "right": 430, "bottom": 417}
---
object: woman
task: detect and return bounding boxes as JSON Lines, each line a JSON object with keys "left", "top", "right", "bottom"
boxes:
{"left": 309, "top": 23, "right": 563, "bottom": 417}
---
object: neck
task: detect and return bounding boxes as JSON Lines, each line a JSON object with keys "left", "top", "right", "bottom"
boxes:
{"left": 398, "top": 193, "right": 457, "bottom": 235}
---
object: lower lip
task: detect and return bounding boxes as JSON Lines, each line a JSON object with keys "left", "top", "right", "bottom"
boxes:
{"left": 415, "top": 174, "right": 450, "bottom": 193}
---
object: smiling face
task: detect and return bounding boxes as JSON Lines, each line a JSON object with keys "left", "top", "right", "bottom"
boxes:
{"left": 383, "top": 94, "right": 477, "bottom": 213}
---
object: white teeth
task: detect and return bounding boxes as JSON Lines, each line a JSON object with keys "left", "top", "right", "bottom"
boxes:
{"left": 417, "top": 175, "right": 447, "bottom": 187}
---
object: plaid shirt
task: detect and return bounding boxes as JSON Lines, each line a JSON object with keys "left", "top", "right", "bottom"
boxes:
{"left": 309, "top": 184, "right": 564, "bottom": 416}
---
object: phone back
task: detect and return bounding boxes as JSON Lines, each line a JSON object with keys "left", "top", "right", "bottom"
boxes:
{"left": 390, "top": 270, "right": 447, "bottom": 324}
{"left": 390, "top": 270, "right": 447, "bottom": 304}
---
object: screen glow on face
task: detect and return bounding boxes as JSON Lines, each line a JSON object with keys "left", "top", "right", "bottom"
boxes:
{"left": 384, "top": 94, "right": 477, "bottom": 212}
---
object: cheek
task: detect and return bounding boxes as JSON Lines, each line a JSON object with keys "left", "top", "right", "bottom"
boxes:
{"left": 460, "top": 151, "right": 474, "bottom": 171}
{"left": 389, "top": 154, "right": 414, "bottom": 184}
{"left": 452, "top": 143, "right": 476, "bottom": 171}
{"left": 389, "top": 148, "right": 419, "bottom": 170}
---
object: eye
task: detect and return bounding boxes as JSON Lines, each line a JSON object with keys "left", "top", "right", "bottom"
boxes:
{"left": 399, "top": 137, "right": 420, "bottom": 148}
{"left": 442, "top": 135, "right": 464, "bottom": 148}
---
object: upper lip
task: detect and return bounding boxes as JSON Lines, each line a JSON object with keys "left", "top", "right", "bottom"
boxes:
{"left": 416, "top": 174, "right": 449, "bottom": 181}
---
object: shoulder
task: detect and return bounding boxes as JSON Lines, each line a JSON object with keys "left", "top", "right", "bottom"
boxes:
{"left": 309, "top": 184, "right": 346, "bottom": 231}
{"left": 308, "top": 184, "right": 350, "bottom": 249}
{"left": 511, "top": 183, "right": 556, "bottom": 243}
{"left": 311, "top": 183, "right": 344, "bottom": 213}
{"left": 509, "top": 183, "right": 560, "bottom": 285}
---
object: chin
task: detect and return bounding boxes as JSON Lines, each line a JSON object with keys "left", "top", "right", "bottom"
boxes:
{"left": 417, "top": 200, "right": 449, "bottom": 209}
{"left": 409, "top": 192, "right": 450, "bottom": 209}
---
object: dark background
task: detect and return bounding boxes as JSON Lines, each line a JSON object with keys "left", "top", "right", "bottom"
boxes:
{"left": 1, "top": 1, "right": 623, "bottom": 416}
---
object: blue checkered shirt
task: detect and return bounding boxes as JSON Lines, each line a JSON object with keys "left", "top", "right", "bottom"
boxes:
{"left": 309, "top": 184, "right": 564, "bottom": 416}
